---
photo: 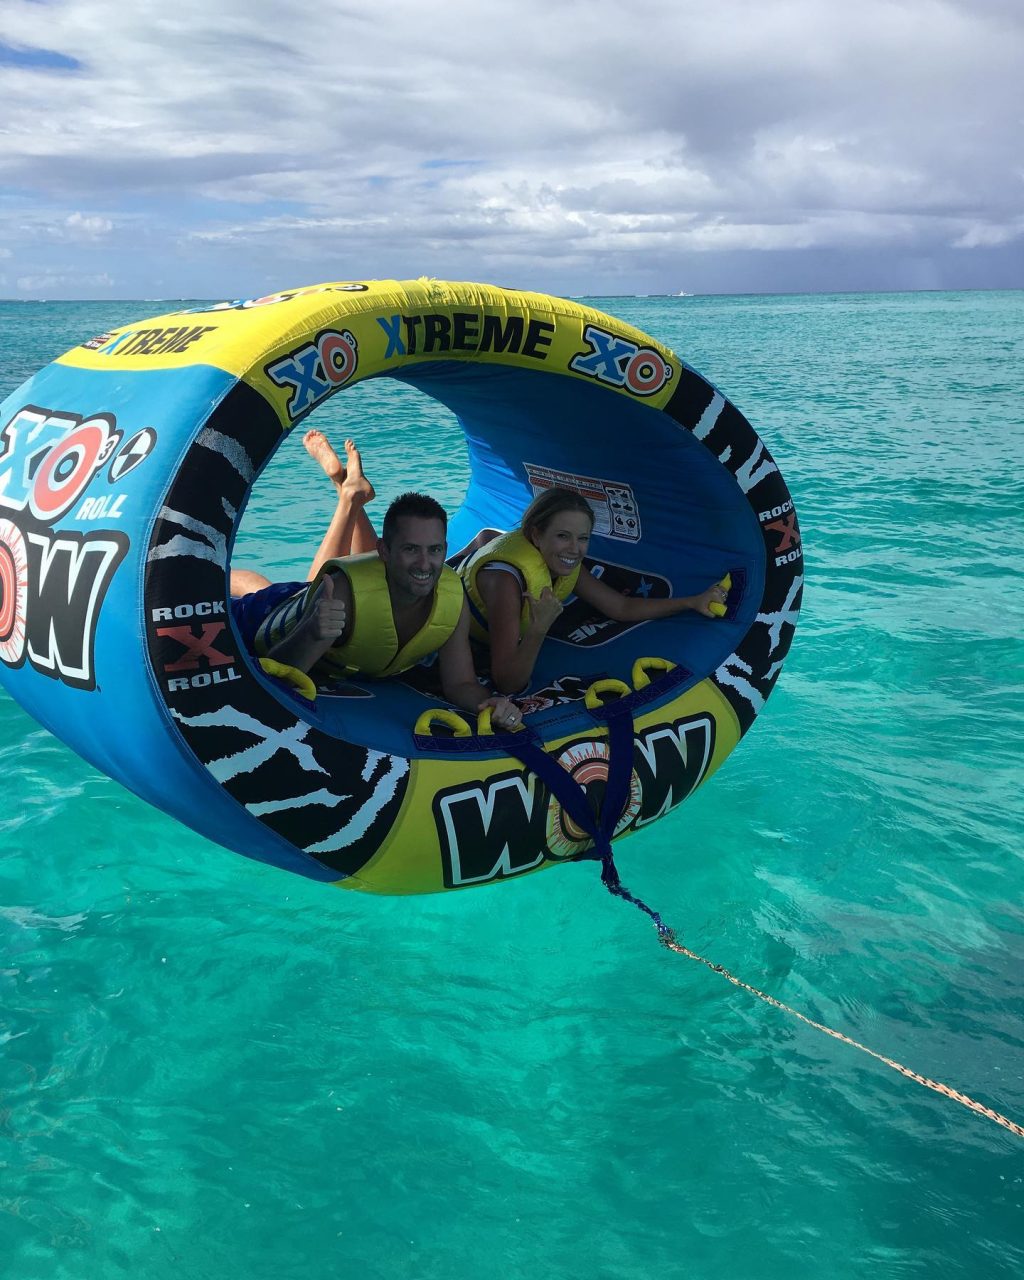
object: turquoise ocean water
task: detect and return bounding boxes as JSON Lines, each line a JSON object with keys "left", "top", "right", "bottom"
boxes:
{"left": 1, "top": 291, "right": 1022, "bottom": 1279}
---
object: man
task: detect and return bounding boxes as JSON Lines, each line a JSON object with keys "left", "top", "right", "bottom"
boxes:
{"left": 231, "top": 434, "right": 522, "bottom": 729}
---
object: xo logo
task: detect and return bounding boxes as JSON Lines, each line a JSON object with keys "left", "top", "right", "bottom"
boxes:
{"left": 265, "top": 328, "right": 359, "bottom": 419}
{"left": 0, "top": 408, "right": 121, "bottom": 523}
{"left": 570, "top": 324, "right": 674, "bottom": 397}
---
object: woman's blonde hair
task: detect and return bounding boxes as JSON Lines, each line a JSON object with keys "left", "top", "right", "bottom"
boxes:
{"left": 520, "top": 487, "right": 595, "bottom": 539}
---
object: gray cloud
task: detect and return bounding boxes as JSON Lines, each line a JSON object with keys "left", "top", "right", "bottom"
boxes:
{"left": 0, "top": 0, "right": 1020, "bottom": 297}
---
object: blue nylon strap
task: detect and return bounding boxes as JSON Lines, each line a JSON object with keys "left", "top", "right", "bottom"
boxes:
{"left": 502, "top": 730, "right": 601, "bottom": 849}
{"left": 595, "top": 702, "right": 635, "bottom": 851}
{"left": 503, "top": 704, "right": 675, "bottom": 938}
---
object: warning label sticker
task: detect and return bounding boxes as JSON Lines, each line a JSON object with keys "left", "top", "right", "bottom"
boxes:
{"left": 523, "top": 464, "right": 641, "bottom": 542}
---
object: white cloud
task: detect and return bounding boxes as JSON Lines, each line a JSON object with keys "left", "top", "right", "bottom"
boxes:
{"left": 952, "top": 219, "right": 1024, "bottom": 249}
{"left": 0, "top": 0, "right": 1021, "bottom": 296}
{"left": 15, "top": 270, "right": 114, "bottom": 296}
{"left": 63, "top": 211, "right": 114, "bottom": 238}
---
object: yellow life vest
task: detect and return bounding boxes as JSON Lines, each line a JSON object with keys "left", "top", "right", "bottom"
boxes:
{"left": 255, "top": 554, "right": 464, "bottom": 679}
{"left": 459, "top": 529, "right": 580, "bottom": 643}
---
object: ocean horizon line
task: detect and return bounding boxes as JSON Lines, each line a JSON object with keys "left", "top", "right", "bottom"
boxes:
{"left": 2, "top": 284, "right": 1023, "bottom": 305}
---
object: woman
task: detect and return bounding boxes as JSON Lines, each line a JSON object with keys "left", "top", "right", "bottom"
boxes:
{"left": 459, "top": 487, "right": 728, "bottom": 694}
{"left": 229, "top": 430, "right": 522, "bottom": 730}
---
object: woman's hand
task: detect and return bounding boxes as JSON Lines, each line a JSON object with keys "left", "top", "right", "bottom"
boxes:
{"left": 524, "top": 586, "right": 564, "bottom": 636}
{"left": 479, "top": 695, "right": 523, "bottom": 731}
{"left": 692, "top": 580, "right": 729, "bottom": 618}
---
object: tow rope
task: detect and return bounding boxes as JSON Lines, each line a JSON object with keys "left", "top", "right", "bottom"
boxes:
{"left": 504, "top": 689, "right": 1024, "bottom": 1143}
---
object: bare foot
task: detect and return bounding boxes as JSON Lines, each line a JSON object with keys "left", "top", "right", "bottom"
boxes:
{"left": 341, "top": 438, "right": 375, "bottom": 503}
{"left": 303, "top": 429, "right": 345, "bottom": 484}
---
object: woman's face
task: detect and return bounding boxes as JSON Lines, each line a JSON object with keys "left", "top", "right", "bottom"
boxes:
{"left": 528, "top": 509, "right": 593, "bottom": 578}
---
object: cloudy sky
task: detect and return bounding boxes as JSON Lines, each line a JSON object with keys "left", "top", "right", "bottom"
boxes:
{"left": 1, "top": 0, "right": 1021, "bottom": 299}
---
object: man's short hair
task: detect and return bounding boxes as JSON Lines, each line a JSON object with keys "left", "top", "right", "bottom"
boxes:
{"left": 381, "top": 492, "right": 448, "bottom": 546}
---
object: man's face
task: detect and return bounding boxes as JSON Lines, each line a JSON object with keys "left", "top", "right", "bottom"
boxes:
{"left": 380, "top": 515, "right": 447, "bottom": 601}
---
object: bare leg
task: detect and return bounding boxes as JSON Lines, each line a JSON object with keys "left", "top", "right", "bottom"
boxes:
{"left": 230, "top": 568, "right": 272, "bottom": 598}
{"left": 303, "top": 432, "right": 377, "bottom": 580}
{"left": 339, "top": 439, "right": 377, "bottom": 555}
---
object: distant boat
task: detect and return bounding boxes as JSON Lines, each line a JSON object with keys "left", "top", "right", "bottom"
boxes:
{"left": 673, "top": 290, "right": 694, "bottom": 297}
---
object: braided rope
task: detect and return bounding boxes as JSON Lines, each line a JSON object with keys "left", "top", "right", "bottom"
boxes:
{"left": 604, "top": 859, "right": 1024, "bottom": 1141}
{"left": 520, "top": 686, "right": 1022, "bottom": 1142}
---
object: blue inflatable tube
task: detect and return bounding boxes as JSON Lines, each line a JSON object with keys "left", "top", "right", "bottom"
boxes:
{"left": 0, "top": 280, "right": 803, "bottom": 894}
